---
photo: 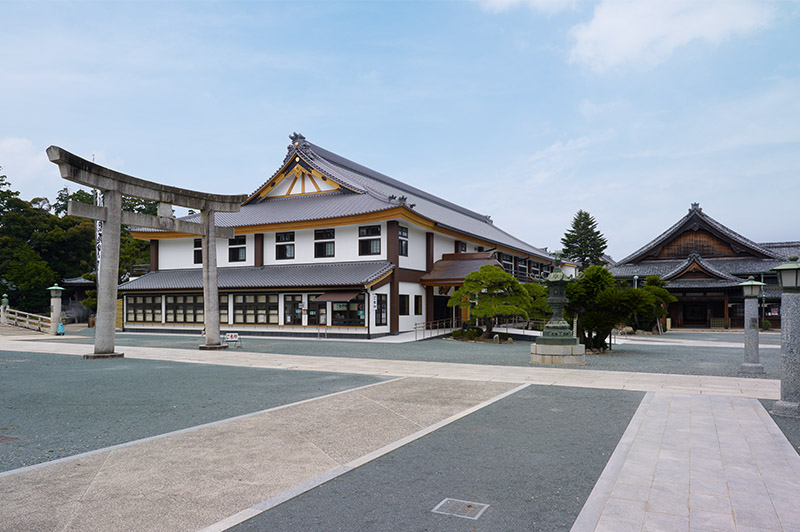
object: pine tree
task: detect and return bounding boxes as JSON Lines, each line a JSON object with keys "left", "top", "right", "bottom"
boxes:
{"left": 561, "top": 210, "right": 608, "bottom": 270}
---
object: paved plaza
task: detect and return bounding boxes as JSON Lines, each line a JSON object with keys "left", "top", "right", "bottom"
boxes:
{"left": 1, "top": 328, "right": 799, "bottom": 531}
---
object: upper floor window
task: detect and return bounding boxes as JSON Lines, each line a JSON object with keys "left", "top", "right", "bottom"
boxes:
{"left": 359, "top": 225, "right": 381, "bottom": 237}
{"left": 229, "top": 236, "right": 246, "bottom": 262}
{"left": 399, "top": 226, "right": 408, "bottom": 257}
{"left": 359, "top": 225, "right": 381, "bottom": 256}
{"left": 193, "top": 239, "right": 202, "bottom": 264}
{"left": 314, "top": 228, "right": 335, "bottom": 258}
{"left": 276, "top": 231, "right": 295, "bottom": 260}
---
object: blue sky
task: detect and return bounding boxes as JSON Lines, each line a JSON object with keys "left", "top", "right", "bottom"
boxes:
{"left": 1, "top": 0, "right": 798, "bottom": 260}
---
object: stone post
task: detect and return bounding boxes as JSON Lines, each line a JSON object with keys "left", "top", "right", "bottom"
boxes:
{"left": 740, "top": 296, "right": 764, "bottom": 373}
{"left": 772, "top": 292, "right": 800, "bottom": 417}
{"left": 92, "top": 189, "right": 124, "bottom": 358}
{"left": 1, "top": 293, "right": 8, "bottom": 324}
{"left": 199, "top": 209, "right": 226, "bottom": 350}
{"left": 48, "top": 284, "right": 64, "bottom": 336}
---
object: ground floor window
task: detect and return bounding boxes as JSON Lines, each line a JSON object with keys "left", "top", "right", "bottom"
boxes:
{"left": 332, "top": 294, "right": 365, "bottom": 326}
{"left": 166, "top": 295, "right": 203, "bottom": 323}
{"left": 126, "top": 295, "right": 162, "bottom": 322}
{"left": 308, "top": 294, "right": 327, "bottom": 325}
{"left": 375, "top": 294, "right": 387, "bottom": 326}
{"left": 414, "top": 295, "right": 422, "bottom": 315}
{"left": 233, "top": 294, "right": 278, "bottom": 324}
{"left": 284, "top": 294, "right": 303, "bottom": 325}
{"left": 399, "top": 294, "right": 409, "bottom": 316}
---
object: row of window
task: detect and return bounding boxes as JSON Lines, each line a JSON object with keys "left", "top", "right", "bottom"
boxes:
{"left": 193, "top": 225, "right": 410, "bottom": 264}
{"left": 126, "top": 293, "right": 369, "bottom": 327}
{"left": 125, "top": 292, "right": 421, "bottom": 325}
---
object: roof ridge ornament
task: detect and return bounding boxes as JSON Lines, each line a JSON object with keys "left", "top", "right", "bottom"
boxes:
{"left": 287, "top": 132, "right": 314, "bottom": 159}
{"left": 690, "top": 202, "right": 702, "bottom": 212}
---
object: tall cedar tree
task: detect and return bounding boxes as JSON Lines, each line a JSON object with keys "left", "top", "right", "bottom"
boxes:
{"left": 561, "top": 210, "right": 608, "bottom": 270}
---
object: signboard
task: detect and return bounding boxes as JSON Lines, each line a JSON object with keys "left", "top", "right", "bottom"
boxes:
{"left": 225, "top": 332, "right": 239, "bottom": 342}
{"left": 372, "top": 294, "right": 378, "bottom": 310}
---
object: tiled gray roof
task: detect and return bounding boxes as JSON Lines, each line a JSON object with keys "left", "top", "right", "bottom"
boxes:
{"left": 761, "top": 241, "right": 800, "bottom": 258}
{"left": 618, "top": 203, "right": 781, "bottom": 264}
{"left": 609, "top": 257, "right": 787, "bottom": 279}
{"left": 119, "top": 261, "right": 394, "bottom": 291}
{"left": 239, "top": 134, "right": 552, "bottom": 260}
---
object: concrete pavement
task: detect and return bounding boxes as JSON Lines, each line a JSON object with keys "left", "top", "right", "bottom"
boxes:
{"left": 0, "top": 333, "right": 798, "bottom": 531}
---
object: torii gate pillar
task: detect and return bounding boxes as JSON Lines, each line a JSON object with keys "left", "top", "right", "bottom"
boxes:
{"left": 47, "top": 146, "right": 246, "bottom": 358}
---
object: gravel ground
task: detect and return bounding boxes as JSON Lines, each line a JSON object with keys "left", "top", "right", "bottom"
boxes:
{"left": 0, "top": 350, "right": 385, "bottom": 472}
{"left": 232, "top": 385, "right": 644, "bottom": 532}
{"left": 53, "top": 329, "right": 783, "bottom": 378}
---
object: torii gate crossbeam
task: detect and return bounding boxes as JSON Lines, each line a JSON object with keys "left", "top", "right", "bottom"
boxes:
{"left": 47, "top": 146, "right": 247, "bottom": 357}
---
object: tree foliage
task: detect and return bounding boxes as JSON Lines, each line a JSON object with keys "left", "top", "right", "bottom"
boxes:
{"left": 561, "top": 210, "right": 608, "bottom": 270}
{"left": 448, "top": 265, "right": 532, "bottom": 336}
{"left": 521, "top": 282, "right": 552, "bottom": 322}
{"left": 565, "top": 266, "right": 675, "bottom": 350}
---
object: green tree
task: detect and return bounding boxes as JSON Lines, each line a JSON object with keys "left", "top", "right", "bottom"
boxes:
{"left": 561, "top": 210, "right": 608, "bottom": 270}
{"left": 0, "top": 168, "right": 20, "bottom": 212}
{"left": 522, "top": 282, "right": 552, "bottom": 324}
{"left": 448, "top": 265, "right": 532, "bottom": 337}
{"left": 53, "top": 186, "right": 95, "bottom": 216}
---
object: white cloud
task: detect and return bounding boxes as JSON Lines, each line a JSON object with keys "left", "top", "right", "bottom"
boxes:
{"left": 474, "top": 0, "right": 575, "bottom": 13}
{"left": 0, "top": 138, "right": 62, "bottom": 201}
{"left": 570, "top": 0, "right": 774, "bottom": 72}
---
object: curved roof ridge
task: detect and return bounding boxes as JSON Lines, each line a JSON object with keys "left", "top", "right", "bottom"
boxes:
{"left": 618, "top": 203, "right": 781, "bottom": 264}
{"left": 663, "top": 252, "right": 740, "bottom": 282}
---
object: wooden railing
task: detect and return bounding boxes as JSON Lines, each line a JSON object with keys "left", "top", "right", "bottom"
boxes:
{"left": 2, "top": 308, "right": 51, "bottom": 332}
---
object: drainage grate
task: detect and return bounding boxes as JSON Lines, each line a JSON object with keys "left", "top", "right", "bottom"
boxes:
{"left": 0, "top": 436, "right": 20, "bottom": 444}
{"left": 432, "top": 498, "right": 489, "bottom": 520}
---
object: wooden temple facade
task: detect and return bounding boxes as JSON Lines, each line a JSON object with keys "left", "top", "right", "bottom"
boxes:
{"left": 609, "top": 203, "right": 799, "bottom": 329}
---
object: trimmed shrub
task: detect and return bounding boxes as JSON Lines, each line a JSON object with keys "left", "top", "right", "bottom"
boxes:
{"left": 465, "top": 329, "right": 479, "bottom": 341}
{"left": 452, "top": 329, "right": 464, "bottom": 340}
{"left": 762, "top": 319, "right": 772, "bottom": 331}
{"left": 498, "top": 333, "right": 511, "bottom": 342}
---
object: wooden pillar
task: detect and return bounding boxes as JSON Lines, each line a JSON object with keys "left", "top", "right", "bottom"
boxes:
{"left": 425, "top": 232, "right": 434, "bottom": 323}
{"left": 724, "top": 292, "right": 729, "bottom": 329}
{"left": 149, "top": 240, "right": 159, "bottom": 272}
{"left": 387, "top": 221, "right": 400, "bottom": 334}
{"left": 254, "top": 233, "right": 264, "bottom": 267}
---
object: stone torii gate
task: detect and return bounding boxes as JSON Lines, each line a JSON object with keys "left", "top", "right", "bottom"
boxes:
{"left": 47, "top": 146, "right": 247, "bottom": 358}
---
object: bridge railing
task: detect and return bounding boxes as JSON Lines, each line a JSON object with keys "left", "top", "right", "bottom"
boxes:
{"left": 2, "top": 307, "right": 51, "bottom": 332}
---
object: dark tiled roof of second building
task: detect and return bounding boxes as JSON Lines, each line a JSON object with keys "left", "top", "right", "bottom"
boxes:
{"left": 119, "top": 261, "right": 394, "bottom": 291}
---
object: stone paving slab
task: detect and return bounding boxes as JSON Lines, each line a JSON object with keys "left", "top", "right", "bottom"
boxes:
{"left": 0, "top": 377, "right": 518, "bottom": 532}
{"left": 572, "top": 392, "right": 800, "bottom": 532}
{"left": 1, "top": 339, "right": 781, "bottom": 399}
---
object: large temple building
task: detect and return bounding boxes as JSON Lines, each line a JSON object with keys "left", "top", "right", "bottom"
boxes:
{"left": 610, "top": 203, "right": 799, "bottom": 329}
{"left": 119, "top": 133, "right": 553, "bottom": 337}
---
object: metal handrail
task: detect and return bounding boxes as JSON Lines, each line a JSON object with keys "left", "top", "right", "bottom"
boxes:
{"left": 414, "top": 318, "right": 463, "bottom": 341}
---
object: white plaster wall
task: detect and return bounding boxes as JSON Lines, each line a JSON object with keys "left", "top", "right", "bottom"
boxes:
{"left": 158, "top": 238, "right": 197, "bottom": 270}
{"left": 368, "top": 284, "right": 391, "bottom": 334}
{"left": 398, "top": 222, "right": 427, "bottom": 271}
{"left": 159, "top": 235, "right": 255, "bottom": 269}
{"left": 398, "top": 281, "right": 426, "bottom": 332}
{"left": 262, "top": 223, "right": 385, "bottom": 265}
{"left": 433, "top": 233, "right": 455, "bottom": 262}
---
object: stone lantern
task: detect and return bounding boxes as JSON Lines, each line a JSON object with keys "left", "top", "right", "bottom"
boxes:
{"left": 531, "top": 256, "right": 585, "bottom": 365}
{"left": 771, "top": 256, "right": 800, "bottom": 417}
{"left": 738, "top": 276, "right": 765, "bottom": 374}
{"left": 47, "top": 283, "right": 65, "bottom": 336}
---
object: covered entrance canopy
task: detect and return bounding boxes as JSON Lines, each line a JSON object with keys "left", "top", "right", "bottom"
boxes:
{"left": 421, "top": 252, "right": 502, "bottom": 322}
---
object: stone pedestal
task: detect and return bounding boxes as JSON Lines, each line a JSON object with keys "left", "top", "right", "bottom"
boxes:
{"left": 772, "top": 292, "right": 800, "bottom": 417}
{"left": 741, "top": 297, "right": 764, "bottom": 374}
{"left": 532, "top": 338, "right": 586, "bottom": 365}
